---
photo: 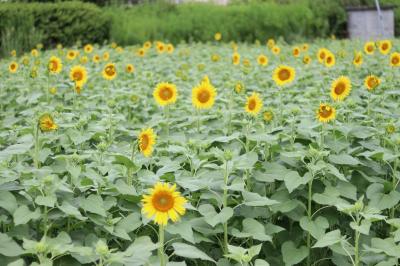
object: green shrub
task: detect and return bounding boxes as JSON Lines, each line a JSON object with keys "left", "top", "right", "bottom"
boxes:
{"left": 0, "top": 2, "right": 111, "bottom": 56}
{"left": 105, "top": 2, "right": 315, "bottom": 45}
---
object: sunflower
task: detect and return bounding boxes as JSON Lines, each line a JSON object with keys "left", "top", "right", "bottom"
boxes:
{"left": 214, "top": 32, "right": 222, "bottom": 41}
{"left": 142, "top": 182, "right": 187, "bottom": 226}
{"left": 153, "top": 82, "right": 178, "bottom": 106}
{"left": 66, "top": 50, "right": 78, "bottom": 60}
{"left": 245, "top": 92, "right": 263, "bottom": 116}
{"left": 317, "top": 48, "right": 329, "bottom": 63}
{"left": 103, "top": 52, "right": 110, "bottom": 61}
{"left": 302, "top": 43, "right": 309, "bottom": 52}
{"left": 272, "top": 46, "right": 280, "bottom": 55}
{"left": 49, "top": 87, "right": 57, "bottom": 95}
{"left": 330, "top": 76, "right": 351, "bottom": 101}
{"left": 267, "top": 38, "right": 275, "bottom": 49}
{"left": 156, "top": 42, "right": 165, "bottom": 54}
{"left": 126, "top": 64, "right": 135, "bottom": 73}
{"left": 8, "top": 62, "right": 18, "bottom": 73}
{"left": 390, "top": 52, "right": 400, "bottom": 67}
{"left": 232, "top": 52, "right": 240, "bottom": 65}
{"left": 22, "top": 56, "right": 30, "bottom": 66}
{"left": 57, "top": 44, "right": 63, "bottom": 50}
{"left": 324, "top": 52, "right": 335, "bottom": 67}
{"left": 192, "top": 80, "right": 217, "bottom": 109}
{"left": 257, "top": 54, "right": 268, "bottom": 66}
{"left": 69, "top": 65, "right": 88, "bottom": 86}
{"left": 39, "top": 113, "right": 58, "bottom": 132}
{"left": 137, "top": 48, "right": 146, "bottom": 57}
{"left": 353, "top": 52, "right": 363, "bottom": 66}
{"left": 144, "top": 41, "right": 152, "bottom": 50}
{"left": 74, "top": 84, "right": 82, "bottom": 94}
{"left": 303, "top": 55, "right": 311, "bottom": 65}
{"left": 93, "top": 55, "right": 101, "bottom": 63}
{"left": 84, "top": 44, "right": 93, "bottom": 54}
{"left": 10, "top": 50, "right": 16, "bottom": 57}
{"left": 48, "top": 56, "right": 62, "bottom": 74}
{"left": 138, "top": 128, "right": 156, "bottom": 157}
{"left": 102, "top": 63, "right": 117, "bottom": 80}
{"left": 243, "top": 59, "right": 251, "bottom": 67}
{"left": 80, "top": 56, "right": 89, "bottom": 64}
{"left": 364, "top": 42, "right": 375, "bottom": 55}
{"left": 166, "top": 44, "right": 174, "bottom": 54}
{"left": 116, "top": 46, "right": 123, "bottom": 53}
{"left": 211, "top": 54, "right": 220, "bottom": 62}
{"left": 316, "top": 103, "right": 336, "bottom": 123}
{"left": 31, "top": 49, "right": 39, "bottom": 57}
{"left": 263, "top": 110, "right": 274, "bottom": 122}
{"left": 273, "top": 65, "right": 295, "bottom": 86}
{"left": 293, "top": 47, "right": 301, "bottom": 57}
{"left": 364, "top": 75, "right": 380, "bottom": 91}
{"left": 235, "top": 81, "right": 244, "bottom": 93}
{"left": 378, "top": 40, "right": 392, "bottom": 55}
{"left": 111, "top": 42, "right": 117, "bottom": 49}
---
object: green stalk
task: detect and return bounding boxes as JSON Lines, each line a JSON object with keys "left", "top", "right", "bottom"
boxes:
{"left": 306, "top": 179, "right": 313, "bottom": 266}
{"left": 196, "top": 109, "right": 201, "bottom": 133}
{"left": 158, "top": 225, "right": 166, "bottom": 266}
{"left": 222, "top": 160, "right": 229, "bottom": 254}
{"left": 34, "top": 124, "right": 40, "bottom": 168}
{"left": 165, "top": 106, "right": 170, "bottom": 138}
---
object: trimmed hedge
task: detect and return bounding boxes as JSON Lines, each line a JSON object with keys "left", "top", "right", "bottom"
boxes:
{"left": 0, "top": 2, "right": 111, "bottom": 56}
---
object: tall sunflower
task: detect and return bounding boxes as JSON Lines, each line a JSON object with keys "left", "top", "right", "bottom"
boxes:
{"left": 232, "top": 52, "right": 240, "bottom": 65}
{"left": 69, "top": 65, "right": 88, "bottom": 86}
{"left": 324, "top": 52, "right": 335, "bottom": 68}
{"left": 137, "top": 48, "right": 146, "bottom": 57}
{"left": 166, "top": 44, "right": 174, "bottom": 54}
{"left": 257, "top": 54, "right": 268, "bottom": 66}
{"left": 142, "top": 182, "right": 187, "bottom": 226}
{"left": 48, "top": 56, "right": 62, "bottom": 74}
{"left": 303, "top": 55, "right": 311, "bottom": 65}
{"left": 84, "top": 44, "right": 93, "bottom": 54}
{"left": 330, "top": 76, "right": 351, "bottom": 101}
{"left": 267, "top": 39, "right": 275, "bottom": 49}
{"left": 103, "top": 52, "right": 110, "bottom": 61}
{"left": 66, "top": 50, "right": 78, "bottom": 60}
{"left": 153, "top": 82, "right": 178, "bottom": 106}
{"left": 39, "top": 113, "right": 58, "bottom": 132}
{"left": 214, "top": 32, "right": 222, "bottom": 41}
{"left": 316, "top": 103, "right": 336, "bottom": 123}
{"left": 293, "top": 47, "right": 300, "bottom": 57}
{"left": 245, "top": 92, "right": 263, "bottom": 116}
{"left": 143, "top": 41, "right": 152, "bottom": 50}
{"left": 378, "top": 40, "right": 392, "bottom": 55}
{"left": 126, "top": 64, "right": 135, "bottom": 73}
{"left": 364, "top": 75, "right": 380, "bottom": 91}
{"left": 390, "top": 52, "right": 400, "bottom": 67}
{"left": 156, "top": 42, "right": 166, "bottom": 54}
{"left": 8, "top": 62, "right": 18, "bottom": 73}
{"left": 273, "top": 65, "right": 295, "bottom": 86}
{"left": 272, "top": 46, "right": 280, "bottom": 55}
{"left": 317, "top": 48, "right": 329, "bottom": 63}
{"left": 364, "top": 42, "right": 375, "bottom": 55}
{"left": 192, "top": 80, "right": 217, "bottom": 109}
{"left": 138, "top": 128, "right": 156, "bottom": 157}
{"left": 102, "top": 63, "right": 117, "bottom": 80}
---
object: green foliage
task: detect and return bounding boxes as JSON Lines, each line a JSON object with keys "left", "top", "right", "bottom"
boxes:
{"left": 0, "top": 2, "right": 111, "bottom": 56}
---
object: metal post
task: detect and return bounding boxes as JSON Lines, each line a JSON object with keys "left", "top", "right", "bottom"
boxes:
{"left": 375, "top": 0, "right": 385, "bottom": 37}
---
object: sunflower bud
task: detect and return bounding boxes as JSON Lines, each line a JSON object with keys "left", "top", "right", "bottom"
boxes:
{"left": 35, "top": 242, "right": 47, "bottom": 253}
{"left": 95, "top": 241, "right": 109, "bottom": 256}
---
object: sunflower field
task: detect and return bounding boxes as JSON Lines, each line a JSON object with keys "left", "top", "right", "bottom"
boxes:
{"left": 0, "top": 37, "right": 400, "bottom": 266}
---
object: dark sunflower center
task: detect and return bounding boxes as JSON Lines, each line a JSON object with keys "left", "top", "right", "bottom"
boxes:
{"left": 11, "top": 64, "right": 16, "bottom": 70}
{"left": 198, "top": 89, "right": 210, "bottom": 103}
{"left": 320, "top": 52, "right": 326, "bottom": 60}
{"left": 334, "top": 82, "right": 346, "bottom": 95}
{"left": 320, "top": 106, "right": 332, "bottom": 118}
{"left": 368, "top": 78, "right": 377, "bottom": 88}
{"left": 152, "top": 192, "right": 174, "bottom": 212}
{"left": 367, "top": 45, "right": 373, "bottom": 52}
{"left": 382, "top": 43, "right": 388, "bottom": 50}
{"left": 392, "top": 57, "right": 399, "bottom": 65}
{"left": 159, "top": 87, "right": 173, "bottom": 100}
{"left": 73, "top": 71, "right": 83, "bottom": 81}
{"left": 278, "top": 69, "right": 290, "bottom": 81}
{"left": 105, "top": 66, "right": 115, "bottom": 76}
{"left": 140, "top": 134, "right": 149, "bottom": 150}
{"left": 248, "top": 99, "right": 256, "bottom": 110}
{"left": 50, "top": 61, "right": 58, "bottom": 71}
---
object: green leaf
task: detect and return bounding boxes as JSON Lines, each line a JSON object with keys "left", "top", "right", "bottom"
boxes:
{"left": 13, "top": 206, "right": 40, "bottom": 226}
{"left": 283, "top": 171, "right": 312, "bottom": 193}
{"left": 166, "top": 221, "right": 195, "bottom": 244}
{"left": 299, "top": 216, "right": 329, "bottom": 239}
{"left": 350, "top": 220, "right": 371, "bottom": 235}
{"left": 35, "top": 195, "right": 56, "bottom": 207}
{"left": 0, "top": 191, "right": 18, "bottom": 214}
{"left": 242, "top": 191, "right": 279, "bottom": 206}
{"left": 329, "top": 154, "right": 360, "bottom": 166}
{"left": 172, "top": 243, "right": 216, "bottom": 262}
{"left": 124, "top": 236, "right": 158, "bottom": 264}
{"left": 242, "top": 218, "right": 272, "bottom": 242}
{"left": 80, "top": 195, "right": 106, "bottom": 217}
{"left": 281, "top": 241, "right": 308, "bottom": 266}
{"left": 312, "top": 230, "right": 342, "bottom": 248}
{"left": 0, "top": 233, "right": 25, "bottom": 256}
{"left": 58, "top": 201, "right": 87, "bottom": 220}
{"left": 207, "top": 207, "right": 233, "bottom": 227}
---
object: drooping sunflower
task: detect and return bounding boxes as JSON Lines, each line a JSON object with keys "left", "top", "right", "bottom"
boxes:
{"left": 317, "top": 48, "right": 329, "bottom": 63}
{"left": 245, "top": 92, "right": 263, "bottom": 116}
{"left": 378, "top": 40, "right": 392, "bottom": 55}
{"left": 293, "top": 47, "right": 301, "bottom": 57}
{"left": 316, "top": 103, "right": 336, "bottom": 123}
{"left": 69, "top": 65, "right": 88, "bottom": 86}
{"left": 214, "top": 32, "right": 222, "bottom": 41}
{"left": 66, "top": 50, "right": 78, "bottom": 60}
{"left": 49, "top": 87, "right": 57, "bottom": 95}
{"left": 235, "top": 81, "right": 244, "bottom": 94}
{"left": 303, "top": 55, "right": 311, "bottom": 65}
{"left": 364, "top": 75, "right": 380, "bottom": 91}
{"left": 39, "top": 113, "right": 58, "bottom": 132}
{"left": 153, "top": 82, "right": 178, "bottom": 106}
{"left": 102, "top": 63, "right": 117, "bottom": 80}
{"left": 324, "top": 52, "right": 335, "bottom": 67}
{"left": 211, "top": 54, "right": 220, "bottom": 62}
{"left": 137, "top": 48, "right": 146, "bottom": 57}
{"left": 330, "top": 76, "right": 351, "bottom": 101}
{"left": 142, "top": 182, "right": 187, "bottom": 226}
{"left": 138, "top": 128, "right": 156, "bottom": 157}
{"left": 8, "top": 62, "right": 18, "bottom": 73}
{"left": 257, "top": 54, "right": 268, "bottom": 66}
{"left": 353, "top": 52, "right": 363, "bottom": 67}
{"left": 126, "top": 64, "right": 135, "bottom": 73}
{"left": 232, "top": 52, "right": 240, "bottom": 65}
{"left": 84, "top": 44, "right": 93, "bottom": 54}
{"left": 272, "top": 45, "right": 280, "bottom": 55}
{"left": 166, "top": 44, "right": 174, "bottom": 54}
{"left": 243, "top": 59, "right": 251, "bottom": 67}
{"left": 389, "top": 52, "right": 400, "bottom": 67}
{"left": 103, "top": 52, "right": 110, "bottom": 61}
{"left": 192, "top": 80, "right": 217, "bottom": 109}
{"left": 364, "top": 41, "right": 375, "bottom": 55}
{"left": 48, "top": 56, "right": 62, "bottom": 74}
{"left": 273, "top": 65, "right": 296, "bottom": 86}
{"left": 263, "top": 110, "right": 274, "bottom": 122}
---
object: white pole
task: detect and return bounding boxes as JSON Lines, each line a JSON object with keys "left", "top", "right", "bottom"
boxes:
{"left": 375, "top": 0, "right": 386, "bottom": 37}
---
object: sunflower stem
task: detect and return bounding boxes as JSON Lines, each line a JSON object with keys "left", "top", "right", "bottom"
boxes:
{"left": 222, "top": 160, "right": 229, "bottom": 254}
{"left": 158, "top": 225, "right": 166, "bottom": 266}
{"left": 306, "top": 178, "right": 313, "bottom": 266}
{"left": 34, "top": 124, "right": 40, "bottom": 168}
{"left": 196, "top": 109, "right": 201, "bottom": 133}
{"left": 165, "top": 106, "right": 170, "bottom": 139}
